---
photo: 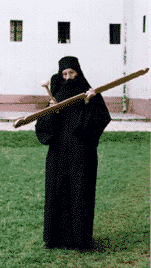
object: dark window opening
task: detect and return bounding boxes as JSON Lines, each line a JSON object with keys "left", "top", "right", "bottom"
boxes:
{"left": 10, "top": 20, "right": 23, "bottom": 41}
{"left": 143, "top": 16, "right": 146, "bottom": 33}
{"left": 58, "top": 22, "right": 70, "bottom": 43}
{"left": 109, "top": 24, "right": 121, "bottom": 44}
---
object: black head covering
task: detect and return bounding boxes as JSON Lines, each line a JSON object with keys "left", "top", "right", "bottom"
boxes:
{"left": 50, "top": 56, "right": 91, "bottom": 102}
{"left": 58, "top": 56, "right": 84, "bottom": 76}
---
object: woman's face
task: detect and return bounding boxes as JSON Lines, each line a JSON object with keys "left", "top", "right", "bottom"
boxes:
{"left": 62, "top": 68, "right": 78, "bottom": 81}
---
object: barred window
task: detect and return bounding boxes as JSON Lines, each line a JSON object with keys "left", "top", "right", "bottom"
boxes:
{"left": 58, "top": 22, "right": 70, "bottom": 43}
{"left": 109, "top": 24, "right": 121, "bottom": 44}
{"left": 10, "top": 20, "right": 23, "bottom": 42}
{"left": 143, "top": 16, "right": 146, "bottom": 33}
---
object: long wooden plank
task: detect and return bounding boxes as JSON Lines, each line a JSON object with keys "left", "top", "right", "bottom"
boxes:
{"left": 13, "top": 68, "right": 149, "bottom": 128}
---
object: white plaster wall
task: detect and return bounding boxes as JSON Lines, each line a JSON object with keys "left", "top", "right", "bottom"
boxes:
{"left": 0, "top": 0, "right": 38, "bottom": 95}
{"left": 126, "top": 0, "right": 150, "bottom": 99}
{"left": 149, "top": 0, "right": 151, "bottom": 98}
{"left": 1, "top": 0, "right": 149, "bottom": 99}
{"left": 0, "top": 0, "right": 124, "bottom": 96}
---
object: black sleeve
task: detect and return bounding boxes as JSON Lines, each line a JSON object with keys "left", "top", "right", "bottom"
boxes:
{"left": 50, "top": 73, "right": 61, "bottom": 97}
{"left": 83, "top": 93, "right": 111, "bottom": 147}
{"left": 35, "top": 113, "right": 58, "bottom": 145}
{"left": 35, "top": 73, "right": 60, "bottom": 145}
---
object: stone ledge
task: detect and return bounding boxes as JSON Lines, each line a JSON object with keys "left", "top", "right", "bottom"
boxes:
{"left": 0, "top": 95, "right": 150, "bottom": 118}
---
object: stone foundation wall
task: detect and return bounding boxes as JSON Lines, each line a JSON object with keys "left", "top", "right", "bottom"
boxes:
{"left": 0, "top": 95, "right": 150, "bottom": 118}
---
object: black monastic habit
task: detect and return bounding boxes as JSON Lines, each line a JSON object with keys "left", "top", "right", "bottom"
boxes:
{"left": 35, "top": 63, "right": 111, "bottom": 250}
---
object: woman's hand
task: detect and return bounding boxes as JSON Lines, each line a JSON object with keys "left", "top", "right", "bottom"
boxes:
{"left": 49, "top": 99, "right": 59, "bottom": 113}
{"left": 84, "top": 88, "right": 96, "bottom": 104}
{"left": 49, "top": 99, "right": 57, "bottom": 106}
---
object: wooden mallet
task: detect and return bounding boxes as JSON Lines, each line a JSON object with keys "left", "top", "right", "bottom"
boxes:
{"left": 13, "top": 68, "right": 149, "bottom": 128}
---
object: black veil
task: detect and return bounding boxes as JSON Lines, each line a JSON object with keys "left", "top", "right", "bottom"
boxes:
{"left": 50, "top": 56, "right": 91, "bottom": 103}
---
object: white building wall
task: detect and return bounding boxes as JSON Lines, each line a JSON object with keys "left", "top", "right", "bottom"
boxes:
{"left": 125, "top": 0, "right": 150, "bottom": 99}
{"left": 149, "top": 0, "right": 151, "bottom": 95}
{"left": 0, "top": 0, "right": 38, "bottom": 95}
{"left": 0, "top": 0, "right": 124, "bottom": 96}
{"left": 0, "top": 0, "right": 150, "bottom": 99}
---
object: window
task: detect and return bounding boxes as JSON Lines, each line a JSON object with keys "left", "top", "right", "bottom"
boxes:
{"left": 10, "top": 20, "right": 23, "bottom": 42}
{"left": 109, "top": 24, "right": 121, "bottom": 44}
{"left": 58, "top": 22, "right": 70, "bottom": 43}
{"left": 143, "top": 16, "right": 146, "bottom": 33}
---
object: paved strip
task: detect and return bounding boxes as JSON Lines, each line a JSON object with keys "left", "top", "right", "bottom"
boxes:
{"left": 105, "top": 121, "right": 151, "bottom": 132}
{"left": 0, "top": 111, "right": 147, "bottom": 120}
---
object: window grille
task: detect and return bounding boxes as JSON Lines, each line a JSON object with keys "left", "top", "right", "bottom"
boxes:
{"left": 10, "top": 20, "right": 23, "bottom": 42}
{"left": 58, "top": 22, "right": 70, "bottom": 43}
{"left": 143, "top": 16, "right": 146, "bottom": 33}
{"left": 109, "top": 24, "right": 121, "bottom": 44}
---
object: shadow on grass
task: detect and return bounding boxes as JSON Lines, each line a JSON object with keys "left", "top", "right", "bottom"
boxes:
{"left": 92, "top": 225, "right": 149, "bottom": 256}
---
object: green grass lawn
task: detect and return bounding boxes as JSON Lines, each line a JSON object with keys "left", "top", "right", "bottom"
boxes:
{"left": 0, "top": 131, "right": 150, "bottom": 268}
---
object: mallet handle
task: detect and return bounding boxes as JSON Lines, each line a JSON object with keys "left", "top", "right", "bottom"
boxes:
{"left": 94, "top": 68, "right": 149, "bottom": 94}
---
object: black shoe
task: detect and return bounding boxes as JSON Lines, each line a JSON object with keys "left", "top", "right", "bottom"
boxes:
{"left": 44, "top": 243, "right": 67, "bottom": 250}
{"left": 73, "top": 243, "right": 94, "bottom": 253}
{"left": 44, "top": 243, "right": 56, "bottom": 249}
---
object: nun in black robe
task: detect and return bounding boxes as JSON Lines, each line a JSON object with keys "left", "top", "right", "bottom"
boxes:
{"left": 35, "top": 56, "right": 111, "bottom": 251}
